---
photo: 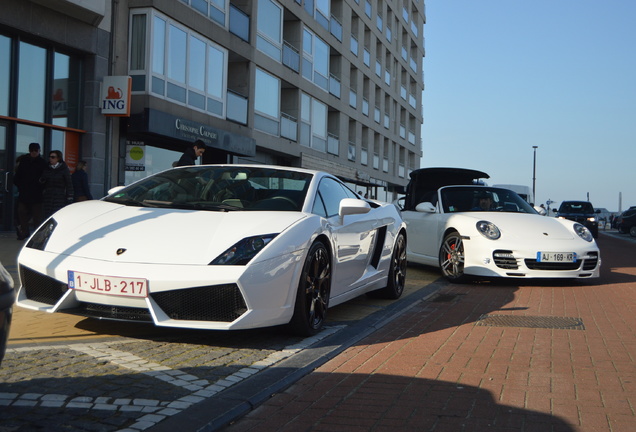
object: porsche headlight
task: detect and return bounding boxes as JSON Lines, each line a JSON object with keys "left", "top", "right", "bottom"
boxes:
{"left": 210, "top": 234, "right": 278, "bottom": 265}
{"left": 573, "top": 223, "right": 594, "bottom": 242}
{"left": 26, "top": 218, "right": 57, "bottom": 251}
{"left": 476, "top": 220, "right": 501, "bottom": 240}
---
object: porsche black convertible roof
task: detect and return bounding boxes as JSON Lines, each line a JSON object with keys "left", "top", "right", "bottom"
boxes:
{"left": 404, "top": 167, "right": 490, "bottom": 210}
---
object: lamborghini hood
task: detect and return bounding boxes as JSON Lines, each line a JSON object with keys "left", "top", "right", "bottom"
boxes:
{"left": 37, "top": 201, "right": 306, "bottom": 265}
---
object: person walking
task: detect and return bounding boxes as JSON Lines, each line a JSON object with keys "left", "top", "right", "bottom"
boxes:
{"left": 13, "top": 142, "right": 47, "bottom": 240}
{"left": 176, "top": 139, "right": 206, "bottom": 167}
{"left": 72, "top": 160, "right": 93, "bottom": 202}
{"left": 40, "top": 150, "right": 74, "bottom": 219}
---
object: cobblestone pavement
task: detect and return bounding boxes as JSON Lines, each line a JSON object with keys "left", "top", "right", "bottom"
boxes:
{"left": 0, "top": 324, "right": 342, "bottom": 431}
{"left": 0, "top": 231, "right": 441, "bottom": 432}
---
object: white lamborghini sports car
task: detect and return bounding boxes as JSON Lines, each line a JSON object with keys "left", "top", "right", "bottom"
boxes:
{"left": 401, "top": 168, "right": 600, "bottom": 282}
{"left": 16, "top": 165, "right": 407, "bottom": 336}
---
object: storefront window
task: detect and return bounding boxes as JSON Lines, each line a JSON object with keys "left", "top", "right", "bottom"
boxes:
{"left": 15, "top": 124, "right": 45, "bottom": 158}
{"left": 124, "top": 146, "right": 182, "bottom": 185}
{"left": 0, "top": 35, "right": 9, "bottom": 116}
{"left": 17, "top": 42, "right": 47, "bottom": 123}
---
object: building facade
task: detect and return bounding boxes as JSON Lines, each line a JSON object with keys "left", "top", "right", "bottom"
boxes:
{"left": 0, "top": 0, "right": 424, "bottom": 232}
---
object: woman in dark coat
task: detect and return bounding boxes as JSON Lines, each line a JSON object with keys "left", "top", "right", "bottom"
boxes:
{"left": 40, "top": 150, "right": 74, "bottom": 219}
{"left": 72, "top": 160, "right": 93, "bottom": 202}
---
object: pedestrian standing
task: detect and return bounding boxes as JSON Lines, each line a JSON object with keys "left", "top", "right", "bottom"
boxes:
{"left": 13, "top": 142, "right": 47, "bottom": 240}
{"left": 176, "top": 139, "right": 206, "bottom": 167}
{"left": 72, "top": 160, "right": 93, "bottom": 202}
{"left": 40, "top": 150, "right": 74, "bottom": 219}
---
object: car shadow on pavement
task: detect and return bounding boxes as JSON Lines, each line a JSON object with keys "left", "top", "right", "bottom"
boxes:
{"left": 223, "top": 370, "right": 576, "bottom": 431}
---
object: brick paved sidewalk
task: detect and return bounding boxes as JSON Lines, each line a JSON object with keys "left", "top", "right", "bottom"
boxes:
{"left": 225, "top": 234, "right": 636, "bottom": 432}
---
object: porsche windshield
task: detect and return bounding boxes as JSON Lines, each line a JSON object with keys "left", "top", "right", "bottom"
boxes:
{"left": 440, "top": 187, "right": 537, "bottom": 214}
{"left": 104, "top": 166, "right": 312, "bottom": 212}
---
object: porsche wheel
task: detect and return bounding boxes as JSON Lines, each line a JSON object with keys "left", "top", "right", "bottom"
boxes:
{"left": 289, "top": 240, "right": 331, "bottom": 336}
{"left": 368, "top": 231, "right": 406, "bottom": 299}
{"left": 439, "top": 231, "right": 467, "bottom": 283}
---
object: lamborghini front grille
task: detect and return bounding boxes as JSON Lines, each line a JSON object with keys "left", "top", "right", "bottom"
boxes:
{"left": 151, "top": 284, "right": 247, "bottom": 322}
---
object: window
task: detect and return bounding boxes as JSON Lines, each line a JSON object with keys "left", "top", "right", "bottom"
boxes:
{"left": 300, "top": 93, "right": 327, "bottom": 152}
{"left": 131, "top": 9, "right": 228, "bottom": 116}
{"left": 254, "top": 68, "right": 280, "bottom": 135}
{"left": 256, "top": 0, "right": 283, "bottom": 61}
{"left": 17, "top": 42, "right": 46, "bottom": 122}
{"left": 313, "top": 177, "right": 358, "bottom": 218}
{"left": 0, "top": 35, "right": 9, "bottom": 116}
{"left": 302, "top": 28, "right": 329, "bottom": 91}
{"left": 182, "top": 0, "right": 228, "bottom": 26}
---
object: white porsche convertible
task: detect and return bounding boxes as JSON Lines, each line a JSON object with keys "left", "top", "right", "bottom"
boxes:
{"left": 401, "top": 168, "right": 600, "bottom": 282}
{"left": 16, "top": 165, "right": 407, "bottom": 336}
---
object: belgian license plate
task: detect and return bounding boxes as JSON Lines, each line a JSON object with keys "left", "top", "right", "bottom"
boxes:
{"left": 68, "top": 271, "right": 148, "bottom": 298}
{"left": 536, "top": 252, "right": 577, "bottom": 263}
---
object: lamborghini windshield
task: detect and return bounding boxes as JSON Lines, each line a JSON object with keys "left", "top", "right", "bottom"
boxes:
{"left": 104, "top": 166, "right": 312, "bottom": 212}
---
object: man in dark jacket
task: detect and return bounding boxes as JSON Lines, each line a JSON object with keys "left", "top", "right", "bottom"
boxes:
{"left": 176, "top": 140, "right": 206, "bottom": 167}
{"left": 13, "top": 143, "right": 47, "bottom": 240}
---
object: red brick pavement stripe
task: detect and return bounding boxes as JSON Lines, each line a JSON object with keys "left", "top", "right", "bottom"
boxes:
{"left": 226, "top": 236, "right": 636, "bottom": 431}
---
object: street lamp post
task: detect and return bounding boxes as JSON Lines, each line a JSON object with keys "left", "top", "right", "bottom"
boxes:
{"left": 532, "top": 146, "right": 538, "bottom": 203}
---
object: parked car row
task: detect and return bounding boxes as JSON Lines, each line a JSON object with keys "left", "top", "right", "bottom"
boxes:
{"left": 399, "top": 168, "right": 600, "bottom": 283}
{"left": 616, "top": 206, "right": 636, "bottom": 237}
{"left": 13, "top": 164, "right": 603, "bottom": 338}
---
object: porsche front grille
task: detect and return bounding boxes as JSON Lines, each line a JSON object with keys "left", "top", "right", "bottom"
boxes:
{"left": 525, "top": 251, "right": 599, "bottom": 271}
{"left": 151, "top": 284, "right": 247, "bottom": 322}
{"left": 19, "top": 266, "right": 68, "bottom": 305}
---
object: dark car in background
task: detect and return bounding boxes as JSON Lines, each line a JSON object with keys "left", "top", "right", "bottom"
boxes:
{"left": 556, "top": 201, "right": 600, "bottom": 238}
{"left": 616, "top": 207, "right": 636, "bottom": 237}
{"left": 0, "top": 261, "right": 15, "bottom": 366}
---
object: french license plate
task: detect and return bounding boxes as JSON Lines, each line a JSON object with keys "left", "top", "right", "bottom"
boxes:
{"left": 68, "top": 271, "right": 148, "bottom": 298}
{"left": 536, "top": 252, "right": 577, "bottom": 263}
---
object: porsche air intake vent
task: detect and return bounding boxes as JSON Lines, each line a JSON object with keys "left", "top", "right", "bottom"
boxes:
{"left": 151, "top": 284, "right": 247, "bottom": 322}
{"left": 493, "top": 250, "right": 518, "bottom": 270}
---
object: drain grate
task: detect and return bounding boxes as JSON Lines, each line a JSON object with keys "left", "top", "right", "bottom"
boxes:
{"left": 475, "top": 314, "right": 585, "bottom": 330}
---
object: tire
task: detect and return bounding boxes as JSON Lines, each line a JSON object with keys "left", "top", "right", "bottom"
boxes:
{"left": 630, "top": 226, "right": 636, "bottom": 238}
{"left": 368, "top": 231, "right": 407, "bottom": 299}
{"left": 289, "top": 241, "right": 331, "bottom": 336}
{"left": 439, "top": 231, "right": 467, "bottom": 283}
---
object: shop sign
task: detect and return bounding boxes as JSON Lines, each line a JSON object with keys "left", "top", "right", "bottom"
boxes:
{"left": 126, "top": 141, "right": 145, "bottom": 171}
{"left": 101, "top": 76, "right": 132, "bottom": 116}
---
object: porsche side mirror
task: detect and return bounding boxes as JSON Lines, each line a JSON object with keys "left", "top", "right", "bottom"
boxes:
{"left": 339, "top": 198, "right": 371, "bottom": 222}
{"left": 415, "top": 202, "right": 436, "bottom": 213}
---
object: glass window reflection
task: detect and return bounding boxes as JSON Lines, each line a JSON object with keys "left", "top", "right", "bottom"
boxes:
{"left": 0, "top": 35, "right": 9, "bottom": 116}
{"left": 18, "top": 42, "right": 46, "bottom": 122}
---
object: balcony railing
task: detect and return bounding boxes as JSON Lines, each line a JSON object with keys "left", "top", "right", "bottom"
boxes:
{"left": 329, "top": 73, "right": 341, "bottom": 98}
{"left": 330, "top": 15, "right": 343, "bottom": 41}
{"left": 229, "top": 4, "right": 249, "bottom": 42}
{"left": 226, "top": 89, "right": 248, "bottom": 125}
{"left": 282, "top": 41, "right": 300, "bottom": 72}
{"left": 281, "top": 112, "right": 298, "bottom": 141}
{"left": 327, "top": 133, "right": 339, "bottom": 155}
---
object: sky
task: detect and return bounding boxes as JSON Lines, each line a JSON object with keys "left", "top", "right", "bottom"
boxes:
{"left": 420, "top": 0, "right": 636, "bottom": 212}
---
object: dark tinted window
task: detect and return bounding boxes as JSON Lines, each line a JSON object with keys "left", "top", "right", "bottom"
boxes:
{"left": 313, "top": 177, "right": 359, "bottom": 217}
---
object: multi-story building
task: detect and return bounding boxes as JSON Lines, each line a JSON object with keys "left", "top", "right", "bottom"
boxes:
{"left": 0, "top": 0, "right": 424, "bottom": 232}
